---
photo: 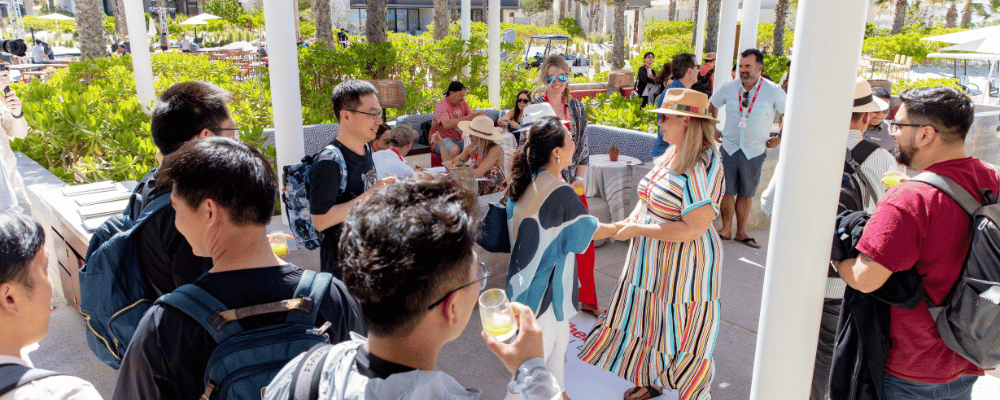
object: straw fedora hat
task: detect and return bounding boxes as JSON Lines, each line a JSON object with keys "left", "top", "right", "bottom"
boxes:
{"left": 852, "top": 77, "right": 889, "bottom": 113}
{"left": 649, "top": 88, "right": 721, "bottom": 124}
{"left": 458, "top": 115, "right": 504, "bottom": 141}
{"left": 516, "top": 103, "right": 570, "bottom": 133}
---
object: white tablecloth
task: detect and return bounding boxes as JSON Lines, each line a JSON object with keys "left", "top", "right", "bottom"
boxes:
{"left": 585, "top": 154, "right": 642, "bottom": 221}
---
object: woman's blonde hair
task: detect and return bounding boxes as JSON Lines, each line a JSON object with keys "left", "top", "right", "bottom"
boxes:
{"left": 655, "top": 116, "right": 717, "bottom": 174}
{"left": 536, "top": 55, "right": 572, "bottom": 102}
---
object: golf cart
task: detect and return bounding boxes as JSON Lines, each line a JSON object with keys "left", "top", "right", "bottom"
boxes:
{"left": 523, "top": 35, "right": 592, "bottom": 76}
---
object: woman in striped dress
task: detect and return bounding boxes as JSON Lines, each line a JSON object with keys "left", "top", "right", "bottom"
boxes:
{"left": 578, "top": 88, "right": 725, "bottom": 400}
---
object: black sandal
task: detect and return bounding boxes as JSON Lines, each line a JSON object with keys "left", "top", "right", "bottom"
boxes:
{"left": 623, "top": 386, "right": 663, "bottom": 400}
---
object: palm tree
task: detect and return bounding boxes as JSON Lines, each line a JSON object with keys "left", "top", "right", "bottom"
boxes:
{"left": 558, "top": 0, "right": 566, "bottom": 21}
{"left": 945, "top": 1, "right": 958, "bottom": 27}
{"left": 892, "top": 0, "right": 907, "bottom": 35}
{"left": 773, "top": 0, "right": 789, "bottom": 56}
{"left": 434, "top": 0, "right": 449, "bottom": 40}
{"left": 704, "top": 0, "right": 721, "bottom": 52}
{"left": 314, "top": 0, "right": 333, "bottom": 47}
{"left": 611, "top": 0, "right": 625, "bottom": 69}
{"left": 961, "top": 0, "right": 973, "bottom": 27}
{"left": 113, "top": 0, "right": 127, "bottom": 36}
{"left": 75, "top": 0, "right": 105, "bottom": 60}
{"left": 669, "top": 0, "right": 677, "bottom": 22}
{"left": 367, "top": 0, "right": 388, "bottom": 44}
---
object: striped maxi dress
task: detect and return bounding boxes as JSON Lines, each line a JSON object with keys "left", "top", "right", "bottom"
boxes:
{"left": 578, "top": 146, "right": 725, "bottom": 400}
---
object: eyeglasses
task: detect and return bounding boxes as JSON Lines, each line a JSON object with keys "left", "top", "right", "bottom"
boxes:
{"left": 545, "top": 73, "right": 569, "bottom": 84}
{"left": 742, "top": 91, "right": 750, "bottom": 108}
{"left": 210, "top": 127, "right": 241, "bottom": 135}
{"left": 347, "top": 109, "right": 383, "bottom": 122}
{"left": 427, "top": 260, "right": 491, "bottom": 310}
{"left": 517, "top": 98, "right": 530, "bottom": 104}
{"left": 889, "top": 121, "right": 929, "bottom": 134}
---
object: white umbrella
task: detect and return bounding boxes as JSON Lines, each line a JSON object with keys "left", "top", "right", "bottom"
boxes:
{"left": 939, "top": 37, "right": 1000, "bottom": 55}
{"left": 180, "top": 14, "right": 221, "bottom": 41}
{"left": 38, "top": 13, "right": 75, "bottom": 32}
{"left": 922, "top": 25, "right": 1000, "bottom": 45}
{"left": 188, "top": 13, "right": 222, "bottom": 22}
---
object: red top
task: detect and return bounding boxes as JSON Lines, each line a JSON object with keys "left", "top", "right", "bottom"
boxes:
{"left": 431, "top": 98, "right": 473, "bottom": 141}
{"left": 857, "top": 157, "right": 999, "bottom": 384}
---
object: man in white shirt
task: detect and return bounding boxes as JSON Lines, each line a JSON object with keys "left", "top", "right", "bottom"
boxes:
{"left": 373, "top": 125, "right": 418, "bottom": 180}
{"left": 30, "top": 40, "right": 51, "bottom": 64}
{"left": 178, "top": 35, "right": 192, "bottom": 53}
{"left": 0, "top": 212, "right": 103, "bottom": 399}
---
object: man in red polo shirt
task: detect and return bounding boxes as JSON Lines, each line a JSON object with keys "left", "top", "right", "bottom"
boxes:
{"left": 836, "top": 87, "right": 998, "bottom": 399}
{"left": 429, "top": 81, "right": 482, "bottom": 161}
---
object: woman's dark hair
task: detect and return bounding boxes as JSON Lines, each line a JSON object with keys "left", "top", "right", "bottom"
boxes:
{"left": 0, "top": 212, "right": 45, "bottom": 291}
{"left": 375, "top": 123, "right": 391, "bottom": 140}
{"left": 511, "top": 89, "right": 531, "bottom": 123}
{"left": 157, "top": 136, "right": 278, "bottom": 226}
{"left": 340, "top": 173, "right": 477, "bottom": 336}
{"left": 506, "top": 116, "right": 567, "bottom": 201}
{"left": 654, "top": 61, "right": 672, "bottom": 85}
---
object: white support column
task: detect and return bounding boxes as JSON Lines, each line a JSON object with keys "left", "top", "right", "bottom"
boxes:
{"left": 462, "top": 0, "right": 471, "bottom": 41}
{"left": 488, "top": 0, "right": 500, "bottom": 108}
{"left": 749, "top": 0, "right": 868, "bottom": 398}
{"left": 713, "top": 0, "right": 739, "bottom": 94}
{"left": 122, "top": 0, "right": 155, "bottom": 112}
{"left": 739, "top": 0, "right": 761, "bottom": 52}
{"left": 694, "top": 0, "right": 708, "bottom": 61}
{"left": 263, "top": 0, "right": 305, "bottom": 222}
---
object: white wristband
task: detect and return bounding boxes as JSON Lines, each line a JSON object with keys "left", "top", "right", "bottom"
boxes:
{"left": 574, "top": 176, "right": 584, "bottom": 182}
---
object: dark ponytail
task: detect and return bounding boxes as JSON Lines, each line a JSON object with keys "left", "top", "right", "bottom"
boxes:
{"left": 506, "top": 116, "right": 566, "bottom": 201}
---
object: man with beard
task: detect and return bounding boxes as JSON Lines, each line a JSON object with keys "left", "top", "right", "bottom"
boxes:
{"left": 836, "top": 87, "right": 998, "bottom": 399}
{"left": 308, "top": 80, "right": 395, "bottom": 277}
{"left": 709, "top": 48, "right": 786, "bottom": 249}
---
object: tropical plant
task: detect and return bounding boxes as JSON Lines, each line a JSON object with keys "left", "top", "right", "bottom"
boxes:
{"left": 891, "top": 77, "right": 964, "bottom": 95}
{"left": 873, "top": 0, "right": 909, "bottom": 35}
{"left": 773, "top": 0, "right": 790, "bottom": 56}
{"left": 366, "top": 0, "right": 388, "bottom": 44}
{"left": 205, "top": 0, "right": 247, "bottom": 23}
{"left": 704, "top": 0, "right": 721, "bottom": 52}
{"left": 584, "top": 92, "right": 656, "bottom": 132}
{"left": 611, "top": 0, "right": 626, "bottom": 69}
{"left": 558, "top": 17, "right": 585, "bottom": 37}
{"left": 433, "top": 0, "right": 449, "bottom": 40}
{"left": 313, "top": 0, "right": 333, "bottom": 47}
{"left": 75, "top": 0, "right": 105, "bottom": 60}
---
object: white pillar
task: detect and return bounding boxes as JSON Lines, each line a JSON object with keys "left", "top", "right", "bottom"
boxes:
{"left": 739, "top": 0, "right": 761, "bottom": 52}
{"left": 694, "top": 0, "right": 709, "bottom": 61}
{"left": 489, "top": 0, "right": 500, "bottom": 108}
{"left": 262, "top": 0, "right": 306, "bottom": 221}
{"left": 714, "top": 0, "right": 739, "bottom": 94}
{"left": 461, "top": 0, "right": 471, "bottom": 41}
{"left": 748, "top": 0, "right": 868, "bottom": 398}
{"left": 122, "top": 0, "right": 155, "bottom": 112}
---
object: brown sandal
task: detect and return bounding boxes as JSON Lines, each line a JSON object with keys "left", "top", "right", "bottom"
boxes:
{"left": 581, "top": 303, "right": 604, "bottom": 318}
{"left": 623, "top": 386, "right": 663, "bottom": 400}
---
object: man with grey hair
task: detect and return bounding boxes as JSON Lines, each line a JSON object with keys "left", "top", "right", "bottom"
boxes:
{"left": 373, "top": 125, "right": 419, "bottom": 180}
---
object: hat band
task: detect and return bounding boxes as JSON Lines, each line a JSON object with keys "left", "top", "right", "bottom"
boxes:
{"left": 853, "top": 94, "right": 873, "bottom": 107}
{"left": 470, "top": 125, "right": 499, "bottom": 137}
{"left": 665, "top": 102, "right": 710, "bottom": 117}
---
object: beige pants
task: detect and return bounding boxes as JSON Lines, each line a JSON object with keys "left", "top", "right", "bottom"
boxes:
{"left": 504, "top": 309, "right": 571, "bottom": 399}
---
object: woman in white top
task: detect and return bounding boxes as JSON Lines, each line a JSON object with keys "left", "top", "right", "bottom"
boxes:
{"left": 372, "top": 125, "right": 418, "bottom": 180}
{"left": 0, "top": 68, "right": 29, "bottom": 215}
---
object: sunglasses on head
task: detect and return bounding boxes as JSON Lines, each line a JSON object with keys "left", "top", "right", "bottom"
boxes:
{"left": 545, "top": 73, "right": 569, "bottom": 84}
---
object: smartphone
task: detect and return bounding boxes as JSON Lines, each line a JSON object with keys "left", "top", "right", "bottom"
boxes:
{"left": 3, "top": 86, "right": 9, "bottom": 95}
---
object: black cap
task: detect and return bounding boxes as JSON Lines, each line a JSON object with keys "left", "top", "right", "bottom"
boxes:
{"left": 444, "top": 81, "right": 465, "bottom": 96}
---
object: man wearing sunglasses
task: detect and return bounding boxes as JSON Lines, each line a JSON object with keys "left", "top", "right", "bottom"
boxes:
{"left": 430, "top": 81, "right": 484, "bottom": 161}
{"left": 709, "top": 48, "right": 786, "bottom": 249}
{"left": 264, "top": 173, "right": 561, "bottom": 399}
{"left": 126, "top": 81, "right": 238, "bottom": 298}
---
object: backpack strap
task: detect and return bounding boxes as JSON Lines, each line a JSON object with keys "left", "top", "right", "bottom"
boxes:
{"left": 909, "top": 172, "right": 982, "bottom": 216}
{"left": 0, "top": 364, "right": 62, "bottom": 397}
{"left": 286, "top": 271, "right": 332, "bottom": 324}
{"left": 849, "top": 139, "right": 880, "bottom": 165}
{"left": 845, "top": 140, "right": 881, "bottom": 205}
{"left": 325, "top": 144, "right": 349, "bottom": 193}
{"left": 157, "top": 284, "right": 244, "bottom": 343}
{"left": 134, "top": 194, "right": 172, "bottom": 225}
{"left": 287, "top": 343, "right": 334, "bottom": 400}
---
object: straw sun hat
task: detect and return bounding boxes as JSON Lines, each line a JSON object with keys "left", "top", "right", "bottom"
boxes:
{"left": 649, "top": 88, "right": 721, "bottom": 124}
{"left": 458, "top": 115, "right": 504, "bottom": 141}
{"left": 851, "top": 76, "right": 889, "bottom": 113}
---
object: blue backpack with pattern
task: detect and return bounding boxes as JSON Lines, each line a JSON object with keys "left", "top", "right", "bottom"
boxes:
{"left": 282, "top": 144, "right": 347, "bottom": 250}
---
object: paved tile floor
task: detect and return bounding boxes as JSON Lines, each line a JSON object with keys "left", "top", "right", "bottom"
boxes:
{"left": 28, "top": 229, "right": 999, "bottom": 399}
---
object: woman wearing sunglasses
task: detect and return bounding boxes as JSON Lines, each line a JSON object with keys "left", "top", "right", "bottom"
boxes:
{"left": 498, "top": 90, "right": 531, "bottom": 145}
{"left": 529, "top": 55, "right": 601, "bottom": 318}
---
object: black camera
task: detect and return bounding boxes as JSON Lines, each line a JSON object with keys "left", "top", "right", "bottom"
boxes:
{"left": 0, "top": 39, "right": 27, "bottom": 57}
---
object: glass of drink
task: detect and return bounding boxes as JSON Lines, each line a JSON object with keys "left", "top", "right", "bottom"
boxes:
{"left": 267, "top": 232, "right": 292, "bottom": 257}
{"left": 479, "top": 288, "right": 516, "bottom": 341}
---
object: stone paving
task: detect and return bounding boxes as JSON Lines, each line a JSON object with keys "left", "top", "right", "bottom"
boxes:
{"left": 27, "top": 229, "right": 1000, "bottom": 399}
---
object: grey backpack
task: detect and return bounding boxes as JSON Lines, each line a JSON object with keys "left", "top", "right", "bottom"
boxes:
{"left": 910, "top": 165, "right": 1000, "bottom": 369}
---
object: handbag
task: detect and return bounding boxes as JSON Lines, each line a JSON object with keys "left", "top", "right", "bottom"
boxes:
{"left": 477, "top": 199, "right": 511, "bottom": 253}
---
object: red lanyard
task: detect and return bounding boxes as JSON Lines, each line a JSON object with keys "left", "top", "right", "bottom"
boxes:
{"left": 543, "top": 93, "right": 572, "bottom": 132}
{"left": 390, "top": 148, "right": 403, "bottom": 161}
{"left": 738, "top": 78, "right": 763, "bottom": 117}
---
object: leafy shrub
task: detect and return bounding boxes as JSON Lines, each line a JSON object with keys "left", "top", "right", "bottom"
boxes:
{"left": 891, "top": 78, "right": 964, "bottom": 95}
{"left": 862, "top": 27, "right": 963, "bottom": 64}
{"left": 24, "top": 15, "right": 76, "bottom": 34}
{"left": 643, "top": 20, "right": 693, "bottom": 41}
{"left": 10, "top": 54, "right": 273, "bottom": 184}
{"left": 762, "top": 54, "right": 790, "bottom": 83}
{"left": 584, "top": 92, "right": 656, "bottom": 132}
{"left": 756, "top": 23, "right": 794, "bottom": 53}
{"left": 558, "top": 18, "right": 585, "bottom": 38}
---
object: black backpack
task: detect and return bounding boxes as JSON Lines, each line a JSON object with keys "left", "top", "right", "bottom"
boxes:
{"left": 910, "top": 165, "right": 1000, "bottom": 369}
{"left": 0, "top": 364, "right": 61, "bottom": 396}
{"left": 691, "top": 68, "right": 714, "bottom": 96}
{"left": 837, "top": 140, "right": 880, "bottom": 214}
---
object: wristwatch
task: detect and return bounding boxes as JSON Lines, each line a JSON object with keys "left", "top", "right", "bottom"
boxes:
{"left": 574, "top": 176, "right": 585, "bottom": 182}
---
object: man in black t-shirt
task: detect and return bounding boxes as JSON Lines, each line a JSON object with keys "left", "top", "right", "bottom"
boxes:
{"left": 113, "top": 137, "right": 366, "bottom": 400}
{"left": 128, "top": 81, "right": 239, "bottom": 297}
{"left": 337, "top": 28, "right": 349, "bottom": 48}
{"left": 309, "top": 80, "right": 394, "bottom": 277}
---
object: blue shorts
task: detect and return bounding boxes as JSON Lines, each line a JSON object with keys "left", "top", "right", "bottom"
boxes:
{"left": 434, "top": 137, "right": 465, "bottom": 155}
{"left": 883, "top": 373, "right": 977, "bottom": 400}
{"left": 722, "top": 149, "right": 766, "bottom": 198}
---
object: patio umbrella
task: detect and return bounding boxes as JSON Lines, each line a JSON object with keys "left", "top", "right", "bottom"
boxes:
{"left": 922, "top": 25, "right": 1000, "bottom": 45}
{"left": 38, "top": 13, "right": 74, "bottom": 32}
{"left": 180, "top": 15, "right": 215, "bottom": 40}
